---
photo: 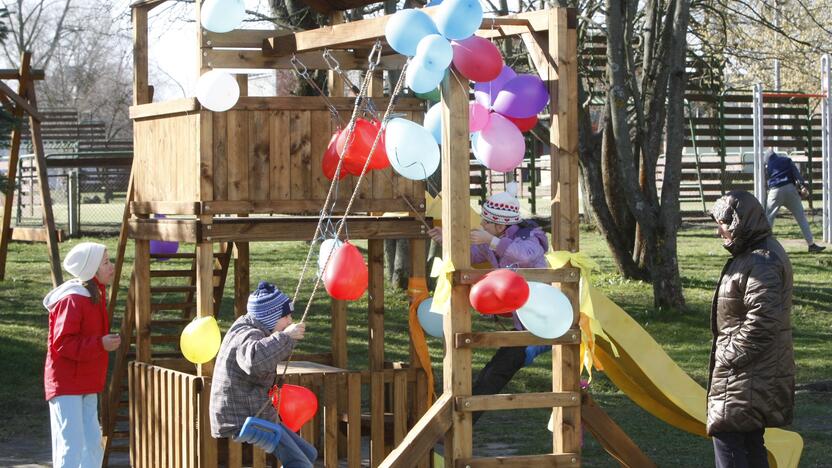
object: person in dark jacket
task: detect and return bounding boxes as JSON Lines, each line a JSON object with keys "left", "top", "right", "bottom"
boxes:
{"left": 765, "top": 150, "right": 825, "bottom": 253}
{"left": 708, "top": 191, "right": 796, "bottom": 468}
{"left": 44, "top": 242, "right": 120, "bottom": 468}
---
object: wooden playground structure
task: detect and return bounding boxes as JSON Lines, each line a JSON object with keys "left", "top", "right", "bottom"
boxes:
{"left": 102, "top": 1, "right": 659, "bottom": 467}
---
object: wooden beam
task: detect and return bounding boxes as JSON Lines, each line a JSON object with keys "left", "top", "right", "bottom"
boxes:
{"left": 233, "top": 240, "right": 250, "bottom": 318}
{"left": 130, "top": 0, "right": 167, "bottom": 10}
{"left": 203, "top": 49, "right": 406, "bottom": 71}
{"left": 368, "top": 239, "right": 384, "bottom": 371}
{"left": 0, "top": 80, "right": 43, "bottom": 121}
{"left": 204, "top": 217, "right": 427, "bottom": 242}
{"left": 264, "top": 9, "right": 550, "bottom": 56}
{"left": 129, "top": 98, "right": 200, "bottom": 120}
{"left": 203, "top": 29, "right": 294, "bottom": 48}
{"left": 108, "top": 169, "right": 135, "bottom": 323}
{"left": 127, "top": 219, "right": 200, "bottom": 242}
{"left": 196, "top": 217, "right": 215, "bottom": 377}
{"left": 0, "top": 68, "right": 44, "bottom": 80}
{"left": 440, "top": 67, "right": 473, "bottom": 464}
{"left": 129, "top": 200, "right": 202, "bottom": 215}
{"left": 133, "top": 6, "right": 150, "bottom": 105}
{"left": 455, "top": 392, "right": 580, "bottom": 412}
{"left": 198, "top": 198, "right": 426, "bottom": 215}
{"left": 8, "top": 227, "right": 66, "bottom": 243}
{"left": 454, "top": 267, "right": 579, "bottom": 285}
{"left": 581, "top": 392, "right": 657, "bottom": 468}
{"left": 378, "top": 393, "right": 453, "bottom": 468}
{"left": 455, "top": 454, "right": 579, "bottom": 468}
{"left": 550, "top": 8, "right": 582, "bottom": 460}
{"left": 454, "top": 329, "right": 580, "bottom": 349}
{"left": 134, "top": 238, "right": 152, "bottom": 362}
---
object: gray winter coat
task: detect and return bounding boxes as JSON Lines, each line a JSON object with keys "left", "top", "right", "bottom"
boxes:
{"left": 707, "top": 191, "right": 796, "bottom": 435}
{"left": 209, "top": 314, "right": 295, "bottom": 438}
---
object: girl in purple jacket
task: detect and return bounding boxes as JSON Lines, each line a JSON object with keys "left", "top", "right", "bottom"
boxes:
{"left": 428, "top": 183, "right": 549, "bottom": 423}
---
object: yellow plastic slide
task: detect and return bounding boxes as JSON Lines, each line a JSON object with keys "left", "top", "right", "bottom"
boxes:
{"left": 589, "top": 288, "right": 803, "bottom": 468}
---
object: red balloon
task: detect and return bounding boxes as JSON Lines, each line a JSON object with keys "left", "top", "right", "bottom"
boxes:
{"left": 335, "top": 118, "right": 389, "bottom": 175}
{"left": 322, "top": 132, "right": 347, "bottom": 180}
{"left": 271, "top": 384, "right": 318, "bottom": 432}
{"left": 323, "top": 242, "right": 368, "bottom": 300}
{"left": 451, "top": 36, "right": 504, "bottom": 83}
{"left": 469, "top": 269, "right": 530, "bottom": 314}
{"left": 505, "top": 114, "right": 538, "bottom": 132}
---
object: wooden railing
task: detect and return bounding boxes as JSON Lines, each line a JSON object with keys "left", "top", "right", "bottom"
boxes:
{"left": 128, "top": 362, "right": 430, "bottom": 468}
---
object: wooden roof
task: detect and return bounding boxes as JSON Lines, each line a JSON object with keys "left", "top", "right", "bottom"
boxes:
{"left": 301, "top": 0, "right": 384, "bottom": 14}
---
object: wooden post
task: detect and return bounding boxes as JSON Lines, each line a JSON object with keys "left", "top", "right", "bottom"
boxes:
{"left": 409, "top": 238, "right": 427, "bottom": 368}
{"left": 133, "top": 6, "right": 150, "bottom": 105}
{"left": 439, "top": 68, "right": 472, "bottom": 464}
{"left": 0, "top": 56, "right": 31, "bottom": 281}
{"left": 327, "top": 12, "right": 346, "bottom": 97}
{"left": 233, "top": 241, "right": 249, "bottom": 318}
{"left": 368, "top": 239, "right": 385, "bottom": 371}
{"left": 196, "top": 217, "right": 215, "bottom": 377}
{"left": 135, "top": 236, "right": 152, "bottom": 363}
{"left": 108, "top": 171, "right": 134, "bottom": 322}
{"left": 550, "top": 8, "right": 581, "bottom": 459}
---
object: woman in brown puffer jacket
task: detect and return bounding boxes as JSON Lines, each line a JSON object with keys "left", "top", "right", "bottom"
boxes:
{"left": 708, "top": 190, "right": 796, "bottom": 468}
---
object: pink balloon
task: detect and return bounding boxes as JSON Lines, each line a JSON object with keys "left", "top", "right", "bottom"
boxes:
{"left": 469, "top": 101, "right": 490, "bottom": 132}
{"left": 450, "top": 36, "right": 504, "bottom": 83}
{"left": 474, "top": 65, "right": 516, "bottom": 108}
{"left": 474, "top": 113, "right": 525, "bottom": 172}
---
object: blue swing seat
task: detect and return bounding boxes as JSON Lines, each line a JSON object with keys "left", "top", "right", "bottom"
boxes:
{"left": 237, "top": 416, "right": 284, "bottom": 454}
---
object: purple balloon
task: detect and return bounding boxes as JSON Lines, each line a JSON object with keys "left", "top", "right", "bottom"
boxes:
{"left": 491, "top": 74, "right": 550, "bottom": 118}
{"left": 474, "top": 65, "right": 516, "bottom": 108}
{"left": 150, "top": 240, "right": 179, "bottom": 261}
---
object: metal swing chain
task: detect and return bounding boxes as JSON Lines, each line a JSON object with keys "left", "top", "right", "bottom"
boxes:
{"left": 260, "top": 42, "right": 387, "bottom": 420}
{"left": 323, "top": 49, "right": 380, "bottom": 120}
{"left": 291, "top": 55, "right": 341, "bottom": 124}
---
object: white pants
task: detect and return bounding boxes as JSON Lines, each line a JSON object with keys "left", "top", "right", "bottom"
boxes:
{"left": 49, "top": 394, "right": 104, "bottom": 468}
{"left": 766, "top": 184, "right": 814, "bottom": 245}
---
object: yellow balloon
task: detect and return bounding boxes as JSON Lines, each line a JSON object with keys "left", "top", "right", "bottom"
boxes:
{"left": 180, "top": 316, "right": 221, "bottom": 364}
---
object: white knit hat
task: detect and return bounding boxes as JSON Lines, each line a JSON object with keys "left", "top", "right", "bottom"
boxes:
{"left": 482, "top": 182, "right": 521, "bottom": 225}
{"left": 63, "top": 242, "right": 106, "bottom": 281}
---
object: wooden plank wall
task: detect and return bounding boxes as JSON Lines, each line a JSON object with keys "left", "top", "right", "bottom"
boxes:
{"left": 133, "top": 113, "right": 200, "bottom": 203}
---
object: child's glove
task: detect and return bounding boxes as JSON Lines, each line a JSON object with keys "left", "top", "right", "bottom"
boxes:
{"left": 524, "top": 345, "right": 551, "bottom": 366}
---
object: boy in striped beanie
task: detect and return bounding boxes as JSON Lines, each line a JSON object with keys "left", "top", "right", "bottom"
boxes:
{"left": 210, "top": 281, "right": 316, "bottom": 467}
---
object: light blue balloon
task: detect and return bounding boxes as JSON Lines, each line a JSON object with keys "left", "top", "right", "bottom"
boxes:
{"left": 516, "top": 282, "right": 573, "bottom": 339}
{"left": 384, "top": 9, "right": 439, "bottom": 56}
{"left": 417, "top": 298, "right": 444, "bottom": 339}
{"left": 415, "top": 34, "right": 453, "bottom": 72}
{"left": 406, "top": 58, "right": 446, "bottom": 94}
{"left": 423, "top": 102, "right": 443, "bottom": 145}
{"left": 200, "top": 0, "right": 246, "bottom": 34}
{"left": 433, "top": 0, "right": 483, "bottom": 41}
{"left": 384, "top": 118, "right": 441, "bottom": 180}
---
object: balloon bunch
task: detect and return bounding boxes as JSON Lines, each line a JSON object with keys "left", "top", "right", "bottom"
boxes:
{"left": 385, "top": 0, "right": 488, "bottom": 94}
{"left": 193, "top": 0, "right": 246, "bottom": 112}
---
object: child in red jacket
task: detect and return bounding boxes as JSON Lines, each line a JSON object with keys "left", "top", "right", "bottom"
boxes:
{"left": 43, "top": 242, "right": 120, "bottom": 468}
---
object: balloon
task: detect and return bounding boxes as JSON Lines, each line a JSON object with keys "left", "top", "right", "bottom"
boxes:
{"left": 180, "top": 316, "right": 221, "bottom": 364}
{"left": 505, "top": 114, "right": 538, "bottom": 132}
{"left": 427, "top": 0, "right": 443, "bottom": 5}
{"left": 469, "top": 101, "right": 490, "bottom": 132}
{"left": 415, "top": 87, "right": 441, "bottom": 102}
{"left": 200, "top": 0, "right": 245, "bottom": 33}
{"left": 474, "top": 65, "right": 517, "bottom": 108}
{"left": 417, "top": 298, "right": 444, "bottom": 339}
{"left": 150, "top": 240, "right": 179, "bottom": 261}
{"left": 384, "top": 118, "right": 441, "bottom": 180}
{"left": 516, "top": 282, "right": 573, "bottom": 339}
{"left": 196, "top": 70, "right": 240, "bottom": 112}
{"left": 433, "top": 0, "right": 483, "bottom": 41}
{"left": 491, "top": 74, "right": 550, "bottom": 118}
{"left": 323, "top": 242, "right": 368, "bottom": 301}
{"left": 406, "top": 57, "right": 446, "bottom": 94}
{"left": 473, "top": 113, "right": 525, "bottom": 172}
{"left": 451, "top": 36, "right": 503, "bottom": 83}
{"left": 318, "top": 238, "right": 343, "bottom": 277}
{"left": 336, "top": 118, "right": 388, "bottom": 175}
{"left": 322, "top": 132, "right": 347, "bottom": 180}
{"left": 272, "top": 384, "right": 318, "bottom": 432}
{"left": 384, "top": 9, "right": 439, "bottom": 57}
{"left": 469, "top": 269, "right": 530, "bottom": 314}
{"left": 423, "top": 102, "right": 443, "bottom": 145}
{"left": 415, "top": 34, "right": 454, "bottom": 72}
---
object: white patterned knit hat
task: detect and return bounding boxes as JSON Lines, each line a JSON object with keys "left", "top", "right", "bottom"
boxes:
{"left": 482, "top": 182, "right": 521, "bottom": 225}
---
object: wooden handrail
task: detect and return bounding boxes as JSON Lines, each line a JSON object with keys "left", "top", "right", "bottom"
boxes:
{"left": 379, "top": 393, "right": 453, "bottom": 468}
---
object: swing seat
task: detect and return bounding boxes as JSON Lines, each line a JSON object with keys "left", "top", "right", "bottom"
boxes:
{"left": 237, "top": 417, "right": 284, "bottom": 454}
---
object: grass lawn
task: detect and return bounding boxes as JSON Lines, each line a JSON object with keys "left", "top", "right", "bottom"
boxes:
{"left": 0, "top": 219, "right": 829, "bottom": 466}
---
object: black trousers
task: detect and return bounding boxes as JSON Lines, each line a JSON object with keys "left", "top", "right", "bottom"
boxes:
{"left": 471, "top": 346, "right": 526, "bottom": 424}
{"left": 712, "top": 429, "right": 769, "bottom": 468}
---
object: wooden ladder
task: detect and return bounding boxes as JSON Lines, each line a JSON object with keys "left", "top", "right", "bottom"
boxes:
{"left": 102, "top": 242, "right": 234, "bottom": 465}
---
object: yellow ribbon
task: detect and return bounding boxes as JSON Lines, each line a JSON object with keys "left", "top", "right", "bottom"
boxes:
{"left": 429, "top": 257, "right": 455, "bottom": 315}
{"left": 545, "top": 250, "right": 617, "bottom": 380}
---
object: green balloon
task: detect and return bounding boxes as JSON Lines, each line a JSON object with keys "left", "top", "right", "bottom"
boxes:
{"left": 415, "top": 87, "right": 441, "bottom": 102}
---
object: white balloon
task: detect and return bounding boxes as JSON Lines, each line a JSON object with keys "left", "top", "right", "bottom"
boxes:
{"left": 516, "top": 282, "right": 573, "bottom": 339}
{"left": 318, "top": 238, "right": 343, "bottom": 277}
{"left": 196, "top": 70, "right": 240, "bottom": 112}
{"left": 384, "top": 118, "right": 441, "bottom": 180}
{"left": 200, "top": 0, "right": 246, "bottom": 34}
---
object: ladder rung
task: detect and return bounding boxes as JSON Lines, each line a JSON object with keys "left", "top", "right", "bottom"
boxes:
{"left": 109, "top": 445, "right": 129, "bottom": 452}
{"left": 149, "top": 335, "right": 180, "bottom": 344}
{"left": 149, "top": 269, "right": 194, "bottom": 278}
{"left": 455, "top": 392, "right": 580, "bottom": 412}
{"left": 149, "top": 252, "right": 225, "bottom": 259}
{"left": 151, "top": 302, "right": 194, "bottom": 312}
{"left": 151, "top": 285, "right": 197, "bottom": 293}
{"left": 456, "top": 453, "right": 579, "bottom": 467}
{"left": 151, "top": 318, "right": 192, "bottom": 327}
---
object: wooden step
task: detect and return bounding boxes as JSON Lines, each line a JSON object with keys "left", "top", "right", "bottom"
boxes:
{"left": 151, "top": 285, "right": 197, "bottom": 293}
{"left": 149, "top": 252, "right": 225, "bottom": 260}
{"left": 149, "top": 335, "right": 180, "bottom": 344}
{"left": 149, "top": 269, "right": 222, "bottom": 278}
{"left": 151, "top": 318, "right": 192, "bottom": 327}
{"left": 151, "top": 302, "right": 194, "bottom": 312}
